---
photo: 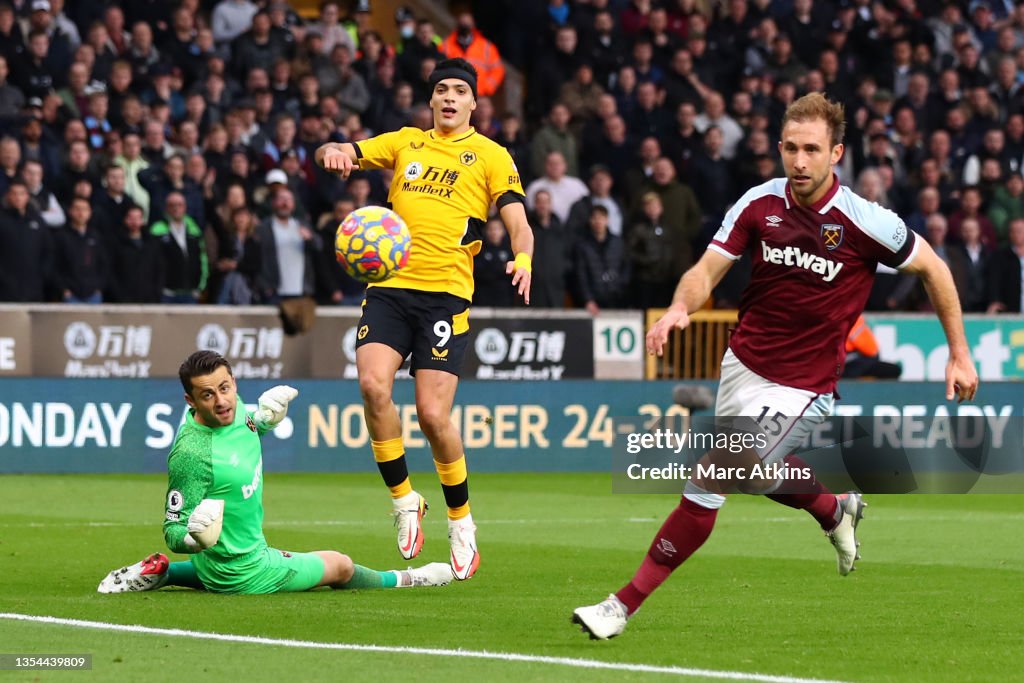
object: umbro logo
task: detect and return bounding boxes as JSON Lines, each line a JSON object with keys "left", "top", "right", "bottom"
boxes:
{"left": 765, "top": 215, "right": 783, "bottom": 227}
{"left": 657, "top": 538, "right": 677, "bottom": 556}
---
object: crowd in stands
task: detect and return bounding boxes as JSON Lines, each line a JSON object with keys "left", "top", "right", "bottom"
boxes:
{"left": 1, "top": 0, "right": 1023, "bottom": 315}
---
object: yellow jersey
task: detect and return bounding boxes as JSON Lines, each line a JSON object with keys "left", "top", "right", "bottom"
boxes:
{"left": 354, "top": 126, "right": 524, "bottom": 302}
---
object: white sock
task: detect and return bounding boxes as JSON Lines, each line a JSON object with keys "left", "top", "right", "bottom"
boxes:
{"left": 393, "top": 491, "right": 419, "bottom": 508}
{"left": 449, "top": 512, "right": 474, "bottom": 526}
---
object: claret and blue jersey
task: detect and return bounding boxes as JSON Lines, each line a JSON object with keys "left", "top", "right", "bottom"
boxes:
{"left": 709, "top": 176, "right": 920, "bottom": 394}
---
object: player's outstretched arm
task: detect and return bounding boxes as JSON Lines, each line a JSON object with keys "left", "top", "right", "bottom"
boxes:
{"left": 315, "top": 142, "right": 358, "bottom": 179}
{"left": 899, "top": 239, "right": 979, "bottom": 402}
{"left": 499, "top": 199, "right": 535, "bottom": 305}
{"left": 646, "top": 250, "right": 734, "bottom": 356}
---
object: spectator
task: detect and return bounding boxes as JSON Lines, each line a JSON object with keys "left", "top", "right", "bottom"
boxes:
{"left": 0, "top": 180, "right": 51, "bottom": 302}
{"left": 213, "top": 205, "right": 262, "bottom": 305}
{"left": 494, "top": 112, "right": 530, "bottom": 181}
{"left": 567, "top": 165, "right": 624, "bottom": 238}
{"left": 376, "top": 81, "right": 414, "bottom": 133}
{"left": 626, "top": 192, "right": 676, "bottom": 309}
{"left": 398, "top": 18, "right": 442, "bottom": 85}
{"left": 529, "top": 23, "right": 580, "bottom": 118}
{"left": 141, "top": 154, "right": 204, "bottom": 230}
{"left": 83, "top": 89, "right": 113, "bottom": 151}
{"left": 662, "top": 48, "right": 706, "bottom": 113}
{"left": 988, "top": 218, "right": 1024, "bottom": 313}
{"left": 256, "top": 187, "right": 329, "bottom": 304}
{"left": 57, "top": 60, "right": 91, "bottom": 118}
{"left": 54, "top": 139, "right": 95, "bottom": 208}
{"left": 559, "top": 63, "right": 605, "bottom": 121}
{"left": 92, "top": 164, "right": 138, "bottom": 240}
{"left": 958, "top": 216, "right": 993, "bottom": 313}
{"left": 0, "top": 136, "right": 19, "bottom": 196}
{"left": 471, "top": 95, "right": 499, "bottom": 139}
{"left": 580, "top": 114, "right": 633, "bottom": 191}
{"left": 989, "top": 172, "right": 1024, "bottom": 244}
{"left": 528, "top": 189, "right": 570, "bottom": 309}
{"left": 573, "top": 205, "right": 629, "bottom": 315}
{"left": 842, "top": 315, "right": 902, "bottom": 379}
{"left": 765, "top": 33, "right": 807, "bottom": 86}
{"left": 623, "top": 136, "right": 661, "bottom": 207}
{"left": 473, "top": 216, "right": 514, "bottom": 307}
{"left": 115, "top": 132, "right": 151, "bottom": 220}
{"left": 231, "top": 11, "right": 287, "bottom": 83}
{"left": 635, "top": 157, "right": 701, "bottom": 276}
{"left": 585, "top": 9, "right": 626, "bottom": 88}
{"left": 919, "top": 212, "right": 970, "bottom": 311}
{"left": 0, "top": 55, "right": 24, "bottom": 122}
{"left": 19, "top": 116, "right": 60, "bottom": 185}
{"left": 694, "top": 91, "right": 744, "bottom": 160}
{"left": 53, "top": 196, "right": 107, "bottom": 303}
{"left": 611, "top": 64, "right": 639, "bottom": 121}
{"left": 101, "top": 6, "right": 130, "bottom": 56}
{"left": 141, "top": 119, "right": 173, "bottom": 168}
{"left": 525, "top": 151, "right": 589, "bottom": 224}
{"left": 906, "top": 186, "right": 942, "bottom": 237}
{"left": 126, "top": 22, "right": 161, "bottom": 83}
{"left": 627, "top": 80, "right": 671, "bottom": 140}
{"left": 212, "top": 0, "right": 258, "bottom": 47}
{"left": 21, "top": 159, "right": 65, "bottom": 228}
{"left": 689, "top": 125, "right": 737, "bottom": 241}
{"left": 855, "top": 167, "right": 894, "bottom": 212}
{"left": 15, "top": 29, "right": 60, "bottom": 100}
{"left": 316, "top": 44, "right": 370, "bottom": 117}
{"left": 150, "top": 191, "right": 208, "bottom": 303}
{"left": 949, "top": 185, "right": 998, "bottom": 246}
{"left": 440, "top": 11, "right": 504, "bottom": 97}
{"left": 963, "top": 128, "right": 1013, "bottom": 187}
{"left": 530, "top": 102, "right": 578, "bottom": 180}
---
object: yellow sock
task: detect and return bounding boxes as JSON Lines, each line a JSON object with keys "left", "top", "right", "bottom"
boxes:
{"left": 434, "top": 456, "right": 470, "bottom": 520}
{"left": 373, "top": 437, "right": 412, "bottom": 499}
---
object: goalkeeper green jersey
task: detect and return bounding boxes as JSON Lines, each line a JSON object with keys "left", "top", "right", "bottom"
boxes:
{"left": 163, "top": 396, "right": 271, "bottom": 582}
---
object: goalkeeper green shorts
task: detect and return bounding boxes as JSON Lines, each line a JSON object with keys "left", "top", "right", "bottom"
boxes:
{"left": 196, "top": 547, "right": 325, "bottom": 594}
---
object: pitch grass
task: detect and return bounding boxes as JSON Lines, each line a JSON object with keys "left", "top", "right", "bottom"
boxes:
{"left": 0, "top": 473, "right": 1020, "bottom": 683}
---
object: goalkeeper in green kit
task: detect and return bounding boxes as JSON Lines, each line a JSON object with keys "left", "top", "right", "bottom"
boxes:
{"left": 98, "top": 350, "right": 453, "bottom": 594}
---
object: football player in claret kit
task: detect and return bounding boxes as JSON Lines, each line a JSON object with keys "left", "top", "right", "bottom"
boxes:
{"left": 573, "top": 93, "right": 979, "bottom": 639}
{"left": 98, "top": 351, "right": 453, "bottom": 594}
{"left": 316, "top": 58, "right": 534, "bottom": 580}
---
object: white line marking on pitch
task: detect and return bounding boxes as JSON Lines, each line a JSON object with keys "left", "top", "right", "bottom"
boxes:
{"left": 0, "top": 612, "right": 853, "bottom": 683}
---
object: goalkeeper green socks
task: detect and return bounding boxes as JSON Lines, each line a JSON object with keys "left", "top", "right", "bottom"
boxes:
{"left": 338, "top": 564, "right": 399, "bottom": 590}
{"left": 167, "top": 561, "right": 205, "bottom": 589}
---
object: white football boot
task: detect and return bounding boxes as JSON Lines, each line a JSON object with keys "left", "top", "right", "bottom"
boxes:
{"left": 399, "top": 562, "right": 454, "bottom": 587}
{"left": 572, "top": 594, "right": 630, "bottom": 640}
{"left": 828, "top": 491, "right": 867, "bottom": 576}
{"left": 447, "top": 514, "right": 480, "bottom": 580}
{"left": 393, "top": 491, "right": 427, "bottom": 560}
{"left": 97, "top": 553, "right": 170, "bottom": 593}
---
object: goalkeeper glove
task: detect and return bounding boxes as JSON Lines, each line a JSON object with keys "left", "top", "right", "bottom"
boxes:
{"left": 186, "top": 498, "right": 224, "bottom": 550}
{"left": 256, "top": 385, "right": 299, "bottom": 429}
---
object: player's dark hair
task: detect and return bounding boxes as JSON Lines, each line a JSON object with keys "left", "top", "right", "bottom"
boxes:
{"left": 781, "top": 92, "right": 846, "bottom": 148}
{"left": 179, "top": 350, "right": 233, "bottom": 394}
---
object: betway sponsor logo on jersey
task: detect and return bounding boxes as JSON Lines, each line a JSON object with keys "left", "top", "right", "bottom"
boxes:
{"left": 242, "top": 459, "right": 263, "bottom": 499}
{"left": 760, "top": 241, "right": 843, "bottom": 282}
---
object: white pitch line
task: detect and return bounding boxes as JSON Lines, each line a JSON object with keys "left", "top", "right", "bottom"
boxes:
{"left": 0, "top": 612, "right": 854, "bottom": 683}
{"left": 0, "top": 518, "right": 651, "bottom": 529}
